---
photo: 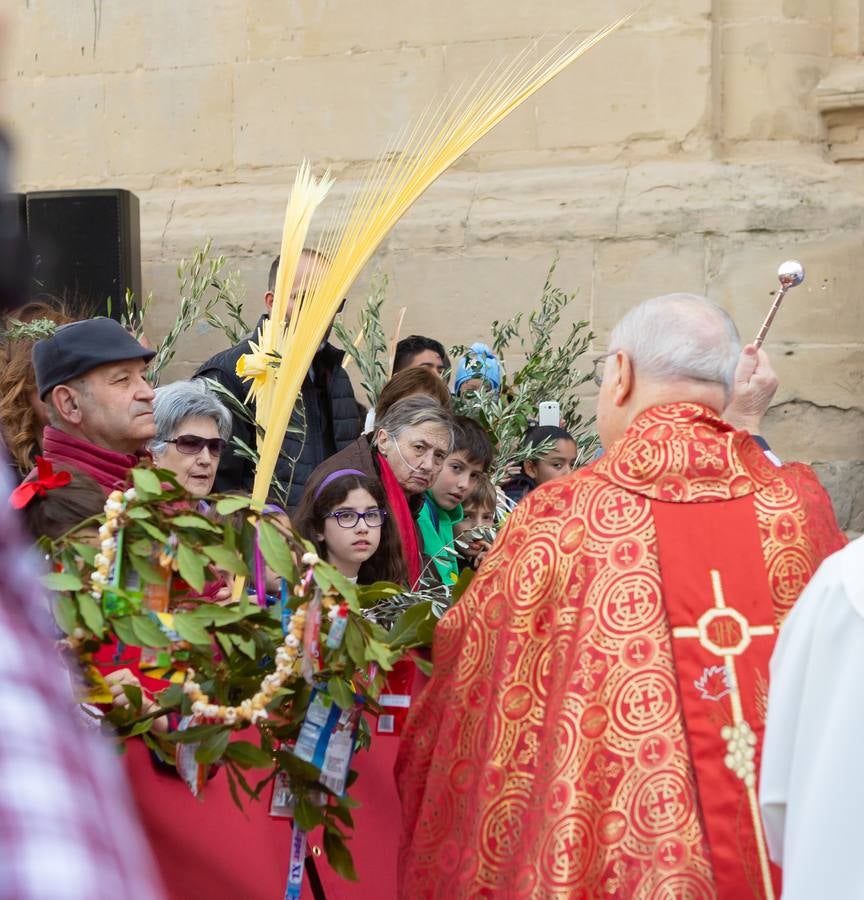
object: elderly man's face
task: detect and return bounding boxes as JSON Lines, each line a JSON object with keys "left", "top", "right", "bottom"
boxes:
{"left": 74, "top": 359, "right": 155, "bottom": 454}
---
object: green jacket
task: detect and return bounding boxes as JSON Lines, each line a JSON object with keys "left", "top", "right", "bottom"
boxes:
{"left": 418, "top": 493, "right": 464, "bottom": 585}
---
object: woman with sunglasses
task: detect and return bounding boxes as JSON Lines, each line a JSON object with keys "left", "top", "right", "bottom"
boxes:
{"left": 150, "top": 380, "right": 230, "bottom": 497}
{"left": 293, "top": 469, "right": 405, "bottom": 584}
{"left": 150, "top": 380, "right": 233, "bottom": 608}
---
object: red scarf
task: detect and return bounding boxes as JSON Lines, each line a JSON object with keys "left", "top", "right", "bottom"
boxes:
{"left": 376, "top": 452, "right": 422, "bottom": 587}
{"left": 38, "top": 426, "right": 144, "bottom": 495}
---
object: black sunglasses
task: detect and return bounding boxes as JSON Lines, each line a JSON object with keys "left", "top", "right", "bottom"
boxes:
{"left": 166, "top": 435, "right": 227, "bottom": 457}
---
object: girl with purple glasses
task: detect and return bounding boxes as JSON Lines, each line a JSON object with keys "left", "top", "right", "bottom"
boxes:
{"left": 293, "top": 468, "right": 404, "bottom": 585}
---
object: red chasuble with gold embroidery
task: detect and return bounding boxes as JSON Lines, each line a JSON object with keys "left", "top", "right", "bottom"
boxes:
{"left": 396, "top": 403, "right": 846, "bottom": 899}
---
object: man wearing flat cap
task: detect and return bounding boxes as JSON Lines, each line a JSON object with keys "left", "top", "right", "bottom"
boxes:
{"left": 28, "top": 317, "right": 156, "bottom": 493}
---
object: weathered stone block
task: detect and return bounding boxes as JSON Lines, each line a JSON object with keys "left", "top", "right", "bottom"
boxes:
{"left": 466, "top": 166, "right": 627, "bottom": 244}
{"left": 4, "top": 73, "right": 109, "bottom": 185}
{"left": 722, "top": 21, "right": 831, "bottom": 57}
{"left": 536, "top": 27, "right": 711, "bottom": 150}
{"left": 353, "top": 244, "right": 594, "bottom": 365}
{"left": 591, "top": 236, "right": 707, "bottom": 342}
{"left": 763, "top": 400, "right": 864, "bottom": 463}
{"left": 769, "top": 348, "right": 864, "bottom": 410}
{"left": 7, "top": 2, "right": 104, "bottom": 79}
{"left": 715, "top": 0, "right": 830, "bottom": 19}
{"left": 705, "top": 233, "right": 864, "bottom": 350}
{"left": 812, "top": 460, "right": 864, "bottom": 534}
{"left": 244, "top": 0, "right": 710, "bottom": 60}
{"left": 721, "top": 49, "right": 830, "bottom": 141}
{"left": 233, "top": 49, "right": 446, "bottom": 167}
{"left": 104, "top": 67, "right": 233, "bottom": 176}
{"left": 9, "top": 0, "right": 246, "bottom": 78}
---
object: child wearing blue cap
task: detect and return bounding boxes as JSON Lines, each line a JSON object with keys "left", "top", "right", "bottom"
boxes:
{"left": 453, "top": 343, "right": 502, "bottom": 396}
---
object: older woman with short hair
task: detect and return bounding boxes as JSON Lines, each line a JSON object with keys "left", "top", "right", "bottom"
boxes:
{"left": 150, "top": 380, "right": 231, "bottom": 497}
{"left": 305, "top": 395, "right": 454, "bottom": 588}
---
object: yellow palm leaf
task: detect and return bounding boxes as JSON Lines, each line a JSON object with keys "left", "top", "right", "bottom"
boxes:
{"left": 247, "top": 16, "right": 631, "bottom": 509}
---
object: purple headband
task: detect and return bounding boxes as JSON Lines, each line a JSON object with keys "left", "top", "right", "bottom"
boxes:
{"left": 313, "top": 468, "right": 367, "bottom": 500}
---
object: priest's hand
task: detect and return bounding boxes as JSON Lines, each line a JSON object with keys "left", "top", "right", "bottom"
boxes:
{"left": 723, "top": 344, "right": 778, "bottom": 435}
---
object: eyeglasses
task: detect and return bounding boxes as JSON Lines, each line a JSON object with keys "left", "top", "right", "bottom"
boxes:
{"left": 591, "top": 352, "right": 616, "bottom": 387}
{"left": 325, "top": 508, "right": 387, "bottom": 529}
{"left": 166, "top": 435, "right": 227, "bottom": 456}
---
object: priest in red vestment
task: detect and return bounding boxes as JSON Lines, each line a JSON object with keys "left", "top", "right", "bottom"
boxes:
{"left": 397, "top": 293, "right": 846, "bottom": 899}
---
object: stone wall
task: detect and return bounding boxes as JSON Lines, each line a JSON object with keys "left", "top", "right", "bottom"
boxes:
{"left": 4, "top": 1, "right": 863, "bottom": 525}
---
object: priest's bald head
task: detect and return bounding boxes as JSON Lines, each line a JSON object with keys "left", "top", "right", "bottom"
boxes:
{"left": 596, "top": 293, "right": 741, "bottom": 448}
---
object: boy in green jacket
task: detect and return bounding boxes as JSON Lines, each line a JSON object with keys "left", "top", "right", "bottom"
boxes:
{"left": 418, "top": 416, "right": 494, "bottom": 584}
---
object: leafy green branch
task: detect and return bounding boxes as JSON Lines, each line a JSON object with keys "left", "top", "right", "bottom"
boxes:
{"left": 43, "top": 465, "right": 403, "bottom": 882}
{"left": 148, "top": 240, "right": 249, "bottom": 383}
{"left": 331, "top": 275, "right": 390, "bottom": 408}
{"left": 453, "top": 257, "right": 599, "bottom": 481}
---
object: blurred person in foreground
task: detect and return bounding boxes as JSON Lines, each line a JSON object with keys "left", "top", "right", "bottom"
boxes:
{"left": 396, "top": 293, "right": 846, "bottom": 898}
{"left": 0, "top": 128, "right": 163, "bottom": 897}
{"left": 759, "top": 534, "right": 864, "bottom": 898}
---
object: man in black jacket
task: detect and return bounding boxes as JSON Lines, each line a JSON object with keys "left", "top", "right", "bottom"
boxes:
{"left": 195, "top": 249, "right": 360, "bottom": 510}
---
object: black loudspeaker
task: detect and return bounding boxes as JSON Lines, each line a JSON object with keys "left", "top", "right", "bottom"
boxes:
{"left": 0, "top": 193, "right": 31, "bottom": 310}
{"left": 25, "top": 189, "right": 141, "bottom": 319}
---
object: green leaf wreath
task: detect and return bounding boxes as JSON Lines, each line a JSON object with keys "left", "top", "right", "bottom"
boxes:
{"left": 43, "top": 466, "right": 401, "bottom": 880}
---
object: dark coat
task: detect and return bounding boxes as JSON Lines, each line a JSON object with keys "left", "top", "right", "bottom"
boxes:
{"left": 195, "top": 316, "right": 361, "bottom": 510}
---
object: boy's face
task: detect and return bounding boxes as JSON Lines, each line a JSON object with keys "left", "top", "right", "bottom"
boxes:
{"left": 524, "top": 438, "right": 578, "bottom": 486}
{"left": 430, "top": 450, "right": 485, "bottom": 510}
{"left": 453, "top": 504, "right": 496, "bottom": 538}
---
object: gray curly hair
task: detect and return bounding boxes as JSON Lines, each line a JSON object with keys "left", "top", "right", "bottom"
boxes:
{"left": 149, "top": 380, "right": 231, "bottom": 456}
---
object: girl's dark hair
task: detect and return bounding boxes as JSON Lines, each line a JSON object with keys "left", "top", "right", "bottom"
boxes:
{"left": 521, "top": 425, "right": 576, "bottom": 458}
{"left": 23, "top": 471, "right": 106, "bottom": 540}
{"left": 294, "top": 472, "right": 408, "bottom": 586}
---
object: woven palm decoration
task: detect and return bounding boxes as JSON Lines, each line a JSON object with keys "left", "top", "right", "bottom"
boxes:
{"left": 240, "top": 16, "right": 631, "bottom": 510}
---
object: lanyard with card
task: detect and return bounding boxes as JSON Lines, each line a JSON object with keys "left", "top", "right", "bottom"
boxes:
{"left": 292, "top": 688, "right": 361, "bottom": 797}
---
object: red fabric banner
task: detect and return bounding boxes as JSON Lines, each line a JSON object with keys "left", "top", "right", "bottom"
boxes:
{"left": 652, "top": 495, "right": 781, "bottom": 899}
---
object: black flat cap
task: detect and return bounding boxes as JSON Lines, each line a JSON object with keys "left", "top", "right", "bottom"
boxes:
{"left": 33, "top": 317, "right": 156, "bottom": 399}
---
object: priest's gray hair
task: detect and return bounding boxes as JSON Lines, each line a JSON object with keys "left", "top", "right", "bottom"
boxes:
{"left": 373, "top": 395, "right": 455, "bottom": 454}
{"left": 609, "top": 293, "right": 741, "bottom": 400}
{"left": 150, "top": 379, "right": 232, "bottom": 456}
